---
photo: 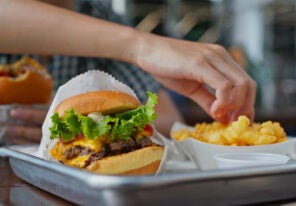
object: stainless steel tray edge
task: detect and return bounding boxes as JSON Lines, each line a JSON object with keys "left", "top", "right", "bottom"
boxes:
{"left": 3, "top": 145, "right": 296, "bottom": 206}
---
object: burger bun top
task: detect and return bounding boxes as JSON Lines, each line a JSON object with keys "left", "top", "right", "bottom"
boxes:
{"left": 55, "top": 90, "right": 140, "bottom": 117}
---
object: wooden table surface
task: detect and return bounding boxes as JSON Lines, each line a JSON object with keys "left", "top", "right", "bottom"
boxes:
{"left": 0, "top": 157, "right": 72, "bottom": 206}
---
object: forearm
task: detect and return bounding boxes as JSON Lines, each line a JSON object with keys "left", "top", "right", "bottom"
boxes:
{"left": 0, "top": 0, "right": 257, "bottom": 124}
{"left": 0, "top": 0, "right": 138, "bottom": 62}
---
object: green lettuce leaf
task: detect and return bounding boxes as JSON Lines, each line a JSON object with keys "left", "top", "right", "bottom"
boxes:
{"left": 49, "top": 91, "right": 158, "bottom": 142}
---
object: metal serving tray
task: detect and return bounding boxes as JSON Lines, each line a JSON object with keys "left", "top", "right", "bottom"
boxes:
{"left": 1, "top": 145, "right": 296, "bottom": 206}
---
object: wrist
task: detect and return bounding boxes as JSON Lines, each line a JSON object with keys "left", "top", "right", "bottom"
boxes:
{"left": 115, "top": 27, "right": 143, "bottom": 64}
{"left": 94, "top": 23, "right": 144, "bottom": 64}
{"left": 124, "top": 30, "right": 158, "bottom": 69}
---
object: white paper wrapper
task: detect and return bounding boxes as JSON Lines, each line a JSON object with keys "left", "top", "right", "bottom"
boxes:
{"left": 171, "top": 122, "right": 296, "bottom": 170}
{"left": 34, "top": 70, "right": 182, "bottom": 174}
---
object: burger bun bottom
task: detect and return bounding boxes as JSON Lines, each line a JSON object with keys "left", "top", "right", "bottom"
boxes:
{"left": 86, "top": 146, "right": 164, "bottom": 175}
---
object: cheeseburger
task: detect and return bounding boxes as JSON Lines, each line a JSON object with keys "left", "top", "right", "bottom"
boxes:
{"left": 49, "top": 90, "right": 164, "bottom": 175}
{"left": 0, "top": 57, "right": 53, "bottom": 104}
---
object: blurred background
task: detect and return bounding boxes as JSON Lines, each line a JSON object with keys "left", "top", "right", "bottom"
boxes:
{"left": 110, "top": 0, "right": 296, "bottom": 135}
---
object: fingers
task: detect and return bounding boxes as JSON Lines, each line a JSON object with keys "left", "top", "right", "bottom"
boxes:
{"left": 195, "top": 44, "right": 256, "bottom": 122}
{"left": 155, "top": 76, "right": 217, "bottom": 118}
{"left": 4, "top": 125, "right": 42, "bottom": 144}
{"left": 1, "top": 106, "right": 48, "bottom": 145}
{"left": 203, "top": 45, "right": 248, "bottom": 109}
{"left": 136, "top": 34, "right": 256, "bottom": 124}
{"left": 10, "top": 107, "right": 48, "bottom": 125}
{"left": 230, "top": 83, "right": 256, "bottom": 122}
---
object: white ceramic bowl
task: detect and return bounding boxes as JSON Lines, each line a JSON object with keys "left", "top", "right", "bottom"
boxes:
{"left": 214, "top": 152, "right": 290, "bottom": 169}
{"left": 171, "top": 122, "right": 296, "bottom": 170}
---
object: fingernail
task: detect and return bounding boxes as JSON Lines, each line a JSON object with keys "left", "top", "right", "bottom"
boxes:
{"left": 10, "top": 109, "right": 22, "bottom": 118}
{"left": 213, "top": 113, "right": 223, "bottom": 118}
{"left": 213, "top": 110, "right": 226, "bottom": 119}
{"left": 214, "top": 113, "right": 231, "bottom": 124}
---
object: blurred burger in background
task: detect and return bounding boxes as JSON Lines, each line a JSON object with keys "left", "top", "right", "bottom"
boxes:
{"left": 0, "top": 57, "right": 53, "bottom": 104}
{"left": 0, "top": 57, "right": 53, "bottom": 145}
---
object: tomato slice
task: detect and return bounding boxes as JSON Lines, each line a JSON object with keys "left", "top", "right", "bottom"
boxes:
{"left": 144, "top": 124, "right": 153, "bottom": 135}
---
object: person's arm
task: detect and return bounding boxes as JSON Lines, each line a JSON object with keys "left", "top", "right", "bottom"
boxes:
{"left": 0, "top": 0, "right": 134, "bottom": 61}
{"left": 0, "top": 0, "right": 257, "bottom": 123}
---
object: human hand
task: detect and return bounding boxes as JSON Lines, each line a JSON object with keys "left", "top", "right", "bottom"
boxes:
{"left": 4, "top": 105, "right": 48, "bottom": 145}
{"left": 131, "top": 32, "right": 257, "bottom": 124}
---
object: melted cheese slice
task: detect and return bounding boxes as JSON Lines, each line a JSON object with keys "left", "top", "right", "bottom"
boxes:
{"left": 64, "top": 155, "right": 90, "bottom": 168}
{"left": 71, "top": 138, "right": 103, "bottom": 152}
{"left": 50, "top": 138, "right": 103, "bottom": 168}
